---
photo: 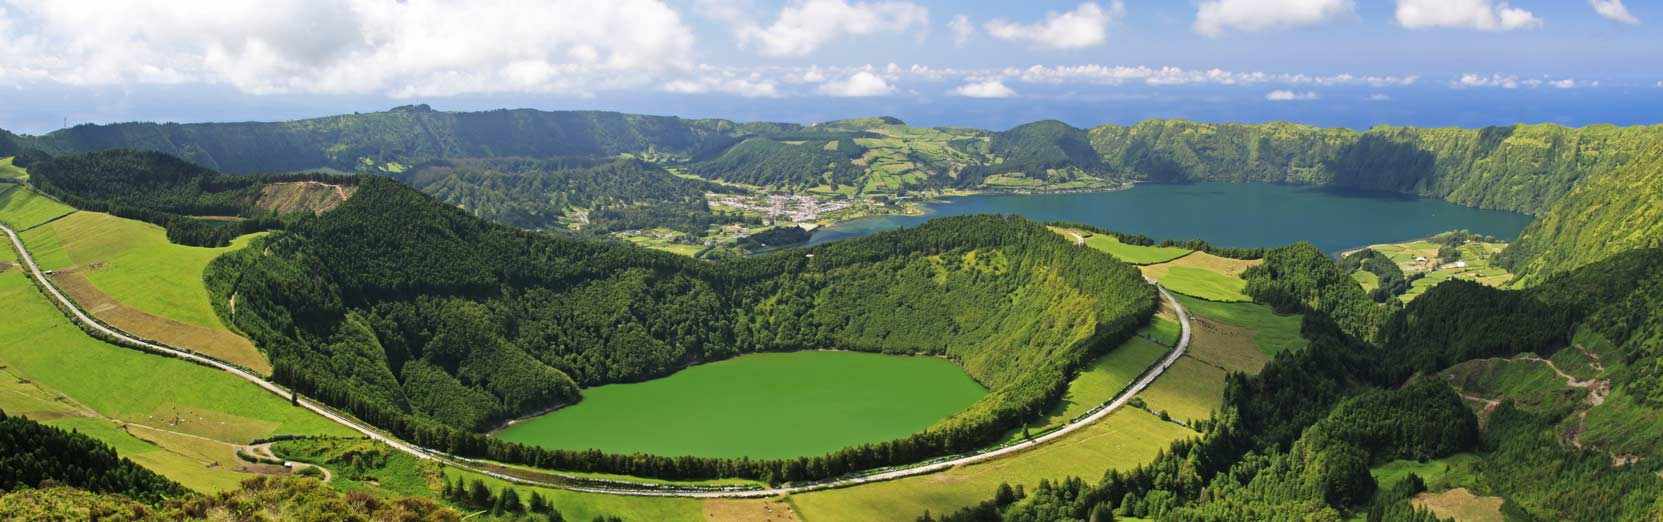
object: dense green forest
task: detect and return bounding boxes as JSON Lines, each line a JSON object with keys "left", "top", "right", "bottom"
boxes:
{"left": 0, "top": 410, "right": 185, "bottom": 503}
{"left": 205, "top": 176, "right": 1154, "bottom": 481}
{"left": 393, "top": 156, "right": 750, "bottom": 233}
{"left": 25, "top": 150, "right": 349, "bottom": 246}
{"left": 941, "top": 243, "right": 1663, "bottom": 521}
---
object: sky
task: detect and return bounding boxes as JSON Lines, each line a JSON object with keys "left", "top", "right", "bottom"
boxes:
{"left": 0, "top": 0, "right": 1658, "bottom": 134}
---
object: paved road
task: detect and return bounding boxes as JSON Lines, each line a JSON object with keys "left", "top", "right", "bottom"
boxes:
{"left": 3, "top": 222, "right": 1189, "bottom": 498}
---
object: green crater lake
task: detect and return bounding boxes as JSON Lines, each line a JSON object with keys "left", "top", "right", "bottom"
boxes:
{"left": 811, "top": 182, "right": 1533, "bottom": 252}
{"left": 495, "top": 351, "right": 987, "bottom": 459}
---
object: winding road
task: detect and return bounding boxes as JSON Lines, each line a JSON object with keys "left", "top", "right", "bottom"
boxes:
{"left": 3, "top": 221, "right": 1190, "bottom": 498}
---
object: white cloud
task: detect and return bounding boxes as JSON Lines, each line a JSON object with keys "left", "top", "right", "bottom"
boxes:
{"left": 1194, "top": 0, "right": 1354, "bottom": 37}
{"left": 1589, "top": 0, "right": 1640, "bottom": 24}
{"left": 1395, "top": 0, "right": 1542, "bottom": 31}
{"left": 662, "top": 71, "right": 780, "bottom": 98}
{"left": 1453, "top": 73, "right": 1589, "bottom": 89}
{"left": 0, "top": 0, "right": 696, "bottom": 97}
{"left": 817, "top": 71, "right": 893, "bottom": 96}
{"left": 1265, "top": 89, "right": 1319, "bottom": 101}
{"left": 985, "top": 2, "right": 1122, "bottom": 50}
{"left": 738, "top": 0, "right": 928, "bottom": 57}
{"left": 1012, "top": 64, "right": 1417, "bottom": 87}
{"left": 949, "top": 14, "right": 975, "bottom": 46}
{"left": 951, "top": 79, "right": 1016, "bottom": 98}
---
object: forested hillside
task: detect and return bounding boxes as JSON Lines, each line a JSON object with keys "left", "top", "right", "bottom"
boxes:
{"left": 0, "top": 410, "right": 185, "bottom": 503}
{"left": 21, "top": 105, "right": 758, "bottom": 173}
{"left": 394, "top": 156, "right": 749, "bottom": 233}
{"left": 26, "top": 150, "right": 353, "bottom": 246}
{"left": 1499, "top": 145, "right": 1663, "bottom": 284}
{"left": 943, "top": 243, "right": 1663, "bottom": 521}
{"left": 206, "top": 177, "right": 1155, "bottom": 481}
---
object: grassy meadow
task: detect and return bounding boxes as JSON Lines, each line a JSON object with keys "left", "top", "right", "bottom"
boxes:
{"left": 1365, "top": 236, "right": 1514, "bottom": 301}
{"left": 1174, "top": 294, "right": 1306, "bottom": 357}
{"left": 1051, "top": 227, "right": 1192, "bottom": 265}
{"left": 0, "top": 264, "right": 351, "bottom": 441}
{"left": 16, "top": 209, "right": 271, "bottom": 372}
{"left": 0, "top": 157, "right": 24, "bottom": 180}
{"left": 786, "top": 407, "right": 1194, "bottom": 521}
{"left": 497, "top": 351, "right": 987, "bottom": 459}
{"left": 1138, "top": 252, "right": 1257, "bottom": 302}
{"left": 0, "top": 185, "right": 75, "bottom": 230}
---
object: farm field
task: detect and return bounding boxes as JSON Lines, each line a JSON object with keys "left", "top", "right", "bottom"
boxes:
{"left": 0, "top": 259, "right": 343, "bottom": 492}
{"left": 0, "top": 264, "right": 352, "bottom": 443}
{"left": 1138, "top": 252, "right": 1257, "bottom": 302}
{"left": 1051, "top": 227, "right": 1192, "bottom": 264}
{"left": 0, "top": 157, "right": 23, "bottom": 179}
{"left": 0, "top": 185, "right": 74, "bottom": 230}
{"left": 1019, "top": 336, "right": 1171, "bottom": 436}
{"left": 1174, "top": 294, "right": 1306, "bottom": 357}
{"left": 1364, "top": 235, "right": 1514, "bottom": 301}
{"left": 16, "top": 208, "right": 271, "bottom": 372}
{"left": 786, "top": 407, "right": 1193, "bottom": 522}
{"left": 496, "top": 351, "right": 987, "bottom": 459}
{"left": 442, "top": 467, "right": 709, "bottom": 522}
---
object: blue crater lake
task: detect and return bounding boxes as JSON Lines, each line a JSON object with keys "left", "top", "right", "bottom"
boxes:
{"left": 810, "top": 183, "right": 1534, "bottom": 252}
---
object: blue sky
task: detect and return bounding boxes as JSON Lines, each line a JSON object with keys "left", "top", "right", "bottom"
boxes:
{"left": 0, "top": 0, "right": 1657, "bottom": 133}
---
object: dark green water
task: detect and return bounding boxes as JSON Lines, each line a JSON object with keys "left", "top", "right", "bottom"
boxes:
{"left": 810, "top": 183, "right": 1533, "bottom": 252}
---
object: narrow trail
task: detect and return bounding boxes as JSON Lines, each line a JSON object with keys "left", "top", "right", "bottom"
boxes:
{"left": 3, "top": 222, "right": 1191, "bottom": 498}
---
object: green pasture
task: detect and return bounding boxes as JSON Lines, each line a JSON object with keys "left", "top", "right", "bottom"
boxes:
{"left": 0, "top": 186, "right": 75, "bottom": 230}
{"left": 0, "top": 157, "right": 23, "bottom": 180}
{"left": 1057, "top": 227, "right": 1192, "bottom": 265}
{"left": 20, "top": 210, "right": 262, "bottom": 330}
{"left": 1020, "top": 336, "right": 1171, "bottom": 436}
{"left": 0, "top": 268, "right": 350, "bottom": 442}
{"left": 788, "top": 407, "right": 1193, "bottom": 522}
{"left": 1175, "top": 294, "right": 1307, "bottom": 357}
{"left": 496, "top": 351, "right": 987, "bottom": 459}
{"left": 1157, "top": 266, "right": 1250, "bottom": 302}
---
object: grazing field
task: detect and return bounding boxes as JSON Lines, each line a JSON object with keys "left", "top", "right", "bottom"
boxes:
{"left": 0, "top": 266, "right": 351, "bottom": 444}
{"left": 1136, "top": 357, "right": 1228, "bottom": 424}
{"left": 1174, "top": 294, "right": 1306, "bottom": 357}
{"left": 1050, "top": 226, "right": 1191, "bottom": 264}
{"left": 786, "top": 407, "right": 1194, "bottom": 521}
{"left": 1365, "top": 236, "right": 1514, "bottom": 301}
{"left": 1138, "top": 252, "right": 1256, "bottom": 302}
{"left": 1370, "top": 453, "right": 1482, "bottom": 491}
{"left": 18, "top": 210, "right": 271, "bottom": 372}
{"left": 1020, "top": 336, "right": 1171, "bottom": 436}
{"left": 1414, "top": 488, "right": 1505, "bottom": 522}
{"left": 0, "top": 186, "right": 75, "bottom": 230}
{"left": 0, "top": 157, "right": 22, "bottom": 179}
{"left": 496, "top": 351, "right": 987, "bottom": 459}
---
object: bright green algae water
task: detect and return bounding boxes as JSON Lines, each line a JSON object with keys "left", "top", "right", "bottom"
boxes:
{"left": 495, "top": 351, "right": 987, "bottom": 459}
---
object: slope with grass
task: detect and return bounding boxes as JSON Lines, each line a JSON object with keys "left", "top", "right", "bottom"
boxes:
{"left": 17, "top": 209, "right": 271, "bottom": 373}
{"left": 0, "top": 185, "right": 74, "bottom": 231}
{"left": 1138, "top": 251, "right": 1257, "bottom": 302}
{"left": 0, "top": 156, "right": 25, "bottom": 180}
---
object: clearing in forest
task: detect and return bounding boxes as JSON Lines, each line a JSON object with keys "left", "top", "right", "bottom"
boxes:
{"left": 255, "top": 181, "right": 355, "bottom": 215}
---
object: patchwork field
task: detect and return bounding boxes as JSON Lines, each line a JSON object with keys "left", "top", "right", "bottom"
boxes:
{"left": 1364, "top": 236, "right": 1515, "bottom": 301}
{"left": 0, "top": 265, "right": 351, "bottom": 442}
{"left": 1138, "top": 252, "right": 1258, "bottom": 302}
{"left": 1051, "top": 226, "right": 1192, "bottom": 265}
{"left": 0, "top": 258, "right": 346, "bottom": 492}
{"left": 16, "top": 209, "right": 271, "bottom": 372}
{"left": 497, "top": 351, "right": 988, "bottom": 459}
